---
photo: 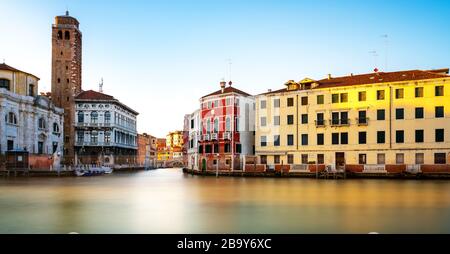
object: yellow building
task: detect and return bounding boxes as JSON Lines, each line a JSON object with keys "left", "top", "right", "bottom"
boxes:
{"left": 255, "top": 68, "right": 450, "bottom": 171}
{"left": 166, "top": 131, "right": 183, "bottom": 159}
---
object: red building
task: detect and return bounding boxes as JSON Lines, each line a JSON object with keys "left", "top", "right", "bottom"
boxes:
{"left": 197, "top": 81, "right": 255, "bottom": 171}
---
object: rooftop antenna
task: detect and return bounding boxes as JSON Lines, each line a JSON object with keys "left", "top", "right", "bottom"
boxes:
{"left": 99, "top": 78, "right": 103, "bottom": 93}
{"left": 369, "top": 50, "right": 378, "bottom": 70}
{"left": 226, "top": 58, "right": 232, "bottom": 85}
{"left": 381, "top": 34, "right": 389, "bottom": 72}
{"left": 66, "top": 6, "right": 69, "bottom": 16}
{"left": 2, "top": 58, "right": 4, "bottom": 64}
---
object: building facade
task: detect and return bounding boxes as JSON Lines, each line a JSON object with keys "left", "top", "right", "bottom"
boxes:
{"left": 51, "top": 11, "right": 83, "bottom": 165}
{"left": 137, "top": 133, "right": 157, "bottom": 168}
{"left": 74, "top": 90, "right": 138, "bottom": 166}
{"left": 197, "top": 81, "right": 255, "bottom": 171}
{"left": 0, "top": 63, "right": 64, "bottom": 159}
{"left": 166, "top": 131, "right": 183, "bottom": 160}
{"left": 255, "top": 69, "right": 450, "bottom": 172}
{"left": 186, "top": 110, "right": 200, "bottom": 170}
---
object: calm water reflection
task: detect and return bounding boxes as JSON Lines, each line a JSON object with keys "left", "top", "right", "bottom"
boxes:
{"left": 0, "top": 168, "right": 449, "bottom": 233}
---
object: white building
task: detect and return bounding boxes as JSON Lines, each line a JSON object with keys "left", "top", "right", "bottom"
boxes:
{"left": 0, "top": 63, "right": 64, "bottom": 155}
{"left": 74, "top": 90, "right": 138, "bottom": 166}
{"left": 187, "top": 109, "right": 200, "bottom": 170}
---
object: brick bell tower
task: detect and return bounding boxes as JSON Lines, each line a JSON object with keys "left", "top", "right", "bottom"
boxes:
{"left": 51, "top": 11, "right": 82, "bottom": 165}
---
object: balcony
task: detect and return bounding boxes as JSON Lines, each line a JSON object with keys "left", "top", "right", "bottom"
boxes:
{"left": 330, "top": 119, "right": 350, "bottom": 127}
{"left": 197, "top": 134, "right": 203, "bottom": 141}
{"left": 203, "top": 134, "right": 211, "bottom": 141}
{"left": 356, "top": 117, "right": 369, "bottom": 126}
{"left": 211, "top": 133, "right": 218, "bottom": 140}
{"left": 223, "top": 132, "right": 232, "bottom": 140}
{"left": 75, "top": 141, "right": 112, "bottom": 147}
{"left": 315, "top": 120, "right": 326, "bottom": 127}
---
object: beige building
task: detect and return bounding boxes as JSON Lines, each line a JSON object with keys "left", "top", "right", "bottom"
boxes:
{"left": 255, "top": 68, "right": 450, "bottom": 172}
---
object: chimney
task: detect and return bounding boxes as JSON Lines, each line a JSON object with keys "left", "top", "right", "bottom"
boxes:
{"left": 350, "top": 73, "right": 354, "bottom": 76}
{"left": 220, "top": 80, "right": 226, "bottom": 93}
{"left": 268, "top": 89, "right": 272, "bottom": 92}
{"left": 327, "top": 74, "right": 332, "bottom": 80}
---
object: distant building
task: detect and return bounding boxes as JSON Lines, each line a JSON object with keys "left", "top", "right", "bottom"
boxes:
{"left": 137, "top": 133, "right": 157, "bottom": 168}
{"left": 166, "top": 131, "right": 183, "bottom": 160}
{"left": 186, "top": 110, "right": 200, "bottom": 170}
{"left": 74, "top": 90, "right": 138, "bottom": 166}
{"left": 0, "top": 63, "right": 64, "bottom": 162}
{"left": 156, "top": 138, "right": 170, "bottom": 164}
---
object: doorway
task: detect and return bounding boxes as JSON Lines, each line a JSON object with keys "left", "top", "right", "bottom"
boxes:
{"left": 335, "top": 152, "right": 345, "bottom": 170}
{"left": 202, "top": 159, "right": 206, "bottom": 172}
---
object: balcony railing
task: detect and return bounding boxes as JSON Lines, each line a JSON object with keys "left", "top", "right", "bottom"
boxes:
{"left": 330, "top": 119, "right": 350, "bottom": 127}
{"left": 315, "top": 120, "right": 326, "bottom": 127}
{"left": 357, "top": 118, "right": 369, "bottom": 126}
{"left": 203, "top": 134, "right": 210, "bottom": 141}
{"left": 75, "top": 141, "right": 112, "bottom": 146}
{"left": 211, "top": 133, "right": 218, "bottom": 140}
{"left": 223, "top": 132, "right": 232, "bottom": 140}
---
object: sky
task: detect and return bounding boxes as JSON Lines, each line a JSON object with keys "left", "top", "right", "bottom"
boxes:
{"left": 1, "top": 0, "right": 449, "bottom": 137}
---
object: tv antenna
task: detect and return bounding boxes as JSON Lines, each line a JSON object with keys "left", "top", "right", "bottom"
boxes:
{"left": 381, "top": 34, "right": 389, "bottom": 71}
{"left": 226, "top": 58, "right": 232, "bottom": 82}
{"left": 99, "top": 78, "right": 103, "bottom": 93}
{"left": 369, "top": 50, "right": 378, "bottom": 69}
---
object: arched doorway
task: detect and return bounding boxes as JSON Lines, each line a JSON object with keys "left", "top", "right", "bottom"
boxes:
{"left": 202, "top": 159, "right": 206, "bottom": 172}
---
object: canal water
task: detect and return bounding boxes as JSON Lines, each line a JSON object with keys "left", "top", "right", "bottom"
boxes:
{"left": 0, "top": 168, "right": 449, "bottom": 233}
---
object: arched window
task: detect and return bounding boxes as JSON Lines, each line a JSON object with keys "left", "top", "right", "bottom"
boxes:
{"left": 6, "top": 112, "right": 17, "bottom": 125}
{"left": 226, "top": 117, "right": 231, "bottom": 132}
{"left": 78, "top": 111, "right": 84, "bottom": 123}
{"left": 57, "top": 30, "right": 62, "bottom": 39}
{"left": 214, "top": 118, "right": 219, "bottom": 133}
{"left": 0, "top": 79, "right": 10, "bottom": 91}
{"left": 206, "top": 119, "right": 211, "bottom": 133}
{"left": 53, "top": 123, "right": 60, "bottom": 133}
{"left": 104, "top": 111, "right": 111, "bottom": 123}
{"left": 38, "top": 118, "right": 46, "bottom": 129}
{"left": 235, "top": 117, "right": 240, "bottom": 132}
{"left": 64, "top": 31, "right": 70, "bottom": 40}
{"left": 91, "top": 111, "right": 98, "bottom": 123}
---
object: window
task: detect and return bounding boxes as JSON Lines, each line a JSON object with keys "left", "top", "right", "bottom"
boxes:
{"left": 377, "top": 109, "right": 385, "bottom": 120}
{"left": 287, "top": 98, "right": 294, "bottom": 107}
{"left": 274, "top": 155, "right": 280, "bottom": 164}
{"left": 396, "top": 108, "right": 404, "bottom": 120}
{"left": 53, "top": 123, "right": 60, "bottom": 133}
{"left": 261, "top": 136, "right": 267, "bottom": 147}
{"left": 359, "top": 154, "right": 367, "bottom": 165}
{"left": 332, "top": 94, "right": 339, "bottom": 103}
{"left": 273, "top": 99, "right": 280, "bottom": 108}
{"left": 396, "top": 153, "right": 404, "bottom": 164}
{"left": 435, "top": 86, "right": 444, "bottom": 96}
{"left": 287, "top": 154, "right": 294, "bottom": 164}
{"left": 317, "top": 154, "right": 325, "bottom": 164}
{"left": 301, "top": 134, "right": 308, "bottom": 146}
{"left": 301, "top": 96, "right": 308, "bottom": 105}
{"left": 287, "top": 135, "right": 294, "bottom": 146}
{"left": 286, "top": 115, "right": 294, "bottom": 125}
{"left": 6, "top": 112, "right": 17, "bottom": 124}
{"left": 226, "top": 117, "right": 231, "bottom": 131}
{"left": 214, "top": 144, "right": 219, "bottom": 153}
{"left": 260, "top": 100, "right": 267, "bottom": 109}
{"left": 377, "top": 154, "right": 385, "bottom": 165}
{"left": 236, "top": 144, "right": 242, "bottom": 154}
{"left": 260, "top": 117, "right": 267, "bottom": 127}
{"left": 28, "top": 84, "right": 34, "bottom": 96}
{"left": 317, "top": 95, "right": 324, "bottom": 104}
{"left": 377, "top": 90, "right": 385, "bottom": 100}
{"left": 358, "top": 110, "right": 367, "bottom": 124}
{"left": 91, "top": 111, "right": 98, "bottom": 123}
{"left": 274, "top": 135, "right": 280, "bottom": 146}
{"left": 205, "top": 145, "right": 212, "bottom": 153}
{"left": 235, "top": 117, "right": 240, "bottom": 132}
{"left": 104, "top": 111, "right": 111, "bottom": 123}
{"left": 0, "top": 79, "right": 10, "bottom": 90}
{"left": 415, "top": 107, "right": 424, "bottom": 119}
{"left": 332, "top": 133, "right": 339, "bottom": 145}
{"left": 273, "top": 116, "right": 280, "bottom": 126}
{"left": 57, "top": 30, "right": 62, "bottom": 39}
{"left": 435, "top": 106, "right": 444, "bottom": 118}
{"left": 214, "top": 118, "right": 219, "bottom": 132}
{"left": 198, "top": 145, "right": 203, "bottom": 153}
{"left": 317, "top": 133, "right": 324, "bottom": 145}
{"left": 435, "top": 153, "right": 446, "bottom": 164}
{"left": 415, "top": 130, "right": 424, "bottom": 143}
{"left": 415, "top": 87, "right": 424, "bottom": 97}
{"left": 104, "top": 132, "right": 111, "bottom": 144}
{"left": 435, "top": 129, "right": 444, "bottom": 142}
{"left": 377, "top": 131, "right": 385, "bottom": 144}
{"left": 38, "top": 118, "right": 46, "bottom": 129}
{"left": 38, "top": 141, "right": 44, "bottom": 154}
{"left": 77, "top": 131, "right": 84, "bottom": 143}
{"left": 340, "top": 112, "right": 349, "bottom": 125}
{"left": 77, "top": 111, "right": 84, "bottom": 123}
{"left": 340, "top": 93, "right": 348, "bottom": 103}
{"left": 359, "top": 132, "right": 367, "bottom": 144}
{"left": 341, "top": 133, "right": 348, "bottom": 144}
{"left": 206, "top": 119, "right": 211, "bottom": 133}
{"left": 260, "top": 155, "right": 267, "bottom": 164}
{"left": 301, "top": 154, "right": 308, "bottom": 164}
{"left": 395, "top": 88, "right": 404, "bottom": 99}
{"left": 63, "top": 30, "right": 70, "bottom": 39}
{"left": 415, "top": 153, "right": 424, "bottom": 165}
{"left": 358, "top": 91, "right": 366, "bottom": 101}
{"left": 396, "top": 130, "right": 404, "bottom": 143}
{"left": 7, "top": 140, "right": 14, "bottom": 151}
{"left": 331, "top": 112, "right": 340, "bottom": 125}
{"left": 301, "top": 114, "right": 308, "bottom": 124}
{"left": 316, "top": 113, "right": 324, "bottom": 126}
